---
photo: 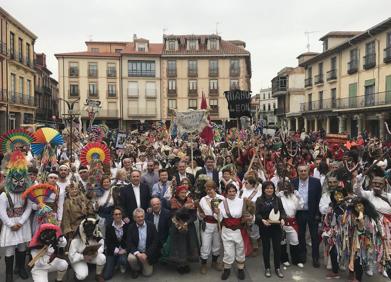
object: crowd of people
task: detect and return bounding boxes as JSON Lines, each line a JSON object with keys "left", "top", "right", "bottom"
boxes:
{"left": 0, "top": 123, "right": 391, "bottom": 282}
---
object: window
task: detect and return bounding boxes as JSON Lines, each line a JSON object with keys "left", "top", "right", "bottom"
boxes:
{"left": 115, "top": 49, "right": 122, "bottom": 53}
{"left": 273, "top": 103, "right": 276, "bottom": 109}
{"left": 318, "top": 62, "right": 323, "bottom": 75}
{"left": 308, "top": 93, "right": 312, "bottom": 110}
{"left": 69, "top": 84, "right": 79, "bottom": 97}
{"left": 364, "top": 41, "right": 376, "bottom": 68}
{"left": 319, "top": 91, "right": 323, "bottom": 109}
{"left": 26, "top": 43, "right": 31, "bottom": 65}
{"left": 107, "top": 63, "right": 116, "bottom": 77}
{"left": 350, "top": 48, "right": 358, "bottom": 62}
{"left": 188, "top": 60, "right": 197, "bottom": 76}
{"left": 348, "top": 49, "right": 359, "bottom": 73}
{"left": 307, "top": 66, "right": 312, "bottom": 78}
{"left": 366, "top": 41, "right": 376, "bottom": 55}
{"left": 137, "top": 44, "right": 146, "bottom": 52}
{"left": 168, "top": 99, "right": 177, "bottom": 109}
{"left": 18, "top": 38, "right": 23, "bottom": 63}
{"left": 268, "top": 93, "right": 271, "bottom": 99}
{"left": 188, "top": 40, "right": 197, "bottom": 50}
{"left": 263, "top": 104, "right": 266, "bottom": 111}
{"left": 91, "top": 48, "right": 99, "bottom": 53}
{"left": 167, "top": 60, "right": 176, "bottom": 76}
{"left": 168, "top": 40, "right": 176, "bottom": 51}
{"left": 10, "top": 32, "right": 15, "bottom": 57}
{"left": 209, "top": 79, "right": 218, "bottom": 90}
{"left": 69, "top": 62, "right": 79, "bottom": 77}
{"left": 88, "top": 83, "right": 98, "bottom": 97}
{"left": 26, "top": 80, "right": 31, "bottom": 96}
{"left": 230, "top": 79, "right": 239, "bottom": 90}
{"left": 210, "top": 99, "right": 218, "bottom": 112}
{"left": 88, "top": 63, "right": 98, "bottom": 77}
{"left": 107, "top": 83, "right": 116, "bottom": 97}
{"left": 127, "top": 81, "right": 139, "bottom": 97}
{"left": 331, "top": 88, "right": 337, "bottom": 107}
{"left": 263, "top": 94, "right": 265, "bottom": 99}
{"left": 323, "top": 40, "right": 328, "bottom": 52}
{"left": 364, "top": 80, "right": 375, "bottom": 106}
{"left": 387, "top": 32, "right": 391, "bottom": 47}
{"left": 188, "top": 99, "right": 197, "bottom": 109}
{"left": 10, "top": 74, "right": 16, "bottom": 95}
{"left": 189, "top": 80, "right": 197, "bottom": 90}
{"left": 331, "top": 57, "right": 336, "bottom": 70}
{"left": 268, "top": 104, "right": 271, "bottom": 111}
{"left": 210, "top": 39, "right": 217, "bottom": 50}
{"left": 146, "top": 81, "right": 156, "bottom": 98}
{"left": 209, "top": 59, "right": 218, "bottom": 75}
{"left": 168, "top": 79, "right": 176, "bottom": 91}
{"left": 19, "top": 77, "right": 24, "bottom": 95}
{"left": 230, "top": 59, "right": 240, "bottom": 76}
{"left": 128, "top": 61, "right": 155, "bottom": 77}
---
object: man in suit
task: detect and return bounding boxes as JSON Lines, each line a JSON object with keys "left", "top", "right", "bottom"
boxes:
{"left": 196, "top": 156, "right": 219, "bottom": 187}
{"left": 173, "top": 161, "right": 195, "bottom": 186}
{"left": 291, "top": 164, "right": 322, "bottom": 268}
{"left": 145, "top": 197, "right": 171, "bottom": 249}
{"left": 126, "top": 208, "right": 159, "bottom": 278}
{"left": 120, "top": 170, "right": 151, "bottom": 223}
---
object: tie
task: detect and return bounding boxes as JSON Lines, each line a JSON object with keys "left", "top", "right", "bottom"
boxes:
{"left": 162, "top": 184, "right": 167, "bottom": 196}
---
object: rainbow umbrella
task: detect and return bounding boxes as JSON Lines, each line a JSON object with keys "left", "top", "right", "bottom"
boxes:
{"left": 80, "top": 142, "right": 110, "bottom": 166}
{"left": 0, "top": 129, "right": 35, "bottom": 154}
{"left": 31, "top": 127, "right": 64, "bottom": 155}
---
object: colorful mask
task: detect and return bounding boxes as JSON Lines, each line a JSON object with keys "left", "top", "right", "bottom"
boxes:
{"left": 39, "top": 229, "right": 57, "bottom": 245}
{"left": 5, "top": 151, "right": 31, "bottom": 193}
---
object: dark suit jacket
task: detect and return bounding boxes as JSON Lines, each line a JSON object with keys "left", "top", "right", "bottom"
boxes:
{"left": 105, "top": 223, "right": 129, "bottom": 256}
{"left": 120, "top": 183, "right": 151, "bottom": 220}
{"left": 145, "top": 208, "right": 171, "bottom": 247}
{"left": 292, "top": 176, "right": 322, "bottom": 220}
{"left": 126, "top": 221, "right": 159, "bottom": 264}
{"left": 174, "top": 172, "right": 195, "bottom": 186}
{"left": 196, "top": 168, "right": 219, "bottom": 187}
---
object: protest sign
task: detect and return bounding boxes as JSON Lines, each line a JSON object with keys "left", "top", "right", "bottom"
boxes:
{"left": 176, "top": 110, "right": 208, "bottom": 134}
{"left": 224, "top": 90, "right": 252, "bottom": 118}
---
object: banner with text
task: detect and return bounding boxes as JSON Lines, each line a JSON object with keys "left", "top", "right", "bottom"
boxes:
{"left": 224, "top": 90, "right": 252, "bottom": 118}
{"left": 176, "top": 110, "right": 208, "bottom": 134}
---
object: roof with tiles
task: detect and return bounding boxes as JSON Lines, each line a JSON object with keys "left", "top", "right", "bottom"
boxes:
{"left": 121, "top": 43, "right": 163, "bottom": 55}
{"left": 319, "top": 31, "right": 362, "bottom": 41}
{"left": 55, "top": 51, "right": 121, "bottom": 58}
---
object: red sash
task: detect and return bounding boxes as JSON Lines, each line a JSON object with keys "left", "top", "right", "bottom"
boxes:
{"left": 204, "top": 215, "right": 218, "bottom": 224}
{"left": 222, "top": 218, "right": 241, "bottom": 230}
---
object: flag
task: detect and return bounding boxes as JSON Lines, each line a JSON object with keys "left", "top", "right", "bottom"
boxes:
{"left": 199, "top": 92, "right": 214, "bottom": 145}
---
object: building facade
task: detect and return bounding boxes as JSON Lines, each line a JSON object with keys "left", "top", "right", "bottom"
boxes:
{"left": 258, "top": 87, "right": 277, "bottom": 127}
{"left": 271, "top": 66, "right": 305, "bottom": 131}
{"left": 0, "top": 7, "right": 37, "bottom": 131}
{"left": 161, "top": 35, "right": 251, "bottom": 122}
{"left": 299, "top": 18, "right": 391, "bottom": 138}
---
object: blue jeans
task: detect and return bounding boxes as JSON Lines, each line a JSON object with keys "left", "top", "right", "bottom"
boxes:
{"left": 103, "top": 254, "right": 128, "bottom": 280}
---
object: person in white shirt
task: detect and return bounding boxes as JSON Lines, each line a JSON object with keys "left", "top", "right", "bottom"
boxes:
{"left": 198, "top": 180, "right": 225, "bottom": 274}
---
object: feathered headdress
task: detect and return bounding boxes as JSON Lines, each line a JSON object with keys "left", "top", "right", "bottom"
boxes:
{"left": 5, "top": 151, "right": 31, "bottom": 193}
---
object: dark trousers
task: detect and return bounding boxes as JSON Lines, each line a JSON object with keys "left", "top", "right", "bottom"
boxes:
{"left": 103, "top": 254, "right": 128, "bottom": 280}
{"left": 260, "top": 225, "right": 282, "bottom": 270}
{"left": 354, "top": 258, "right": 363, "bottom": 281}
{"left": 281, "top": 243, "right": 300, "bottom": 265}
{"left": 296, "top": 210, "right": 319, "bottom": 263}
{"left": 330, "top": 246, "right": 339, "bottom": 274}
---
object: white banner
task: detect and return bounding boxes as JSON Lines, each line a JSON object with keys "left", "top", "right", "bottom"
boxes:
{"left": 176, "top": 110, "right": 208, "bottom": 134}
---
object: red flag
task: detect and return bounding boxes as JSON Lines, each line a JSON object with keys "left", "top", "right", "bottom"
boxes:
{"left": 199, "top": 92, "right": 214, "bottom": 145}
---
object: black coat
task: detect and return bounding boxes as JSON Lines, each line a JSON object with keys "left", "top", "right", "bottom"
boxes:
{"left": 173, "top": 172, "right": 195, "bottom": 186}
{"left": 126, "top": 221, "right": 159, "bottom": 264}
{"left": 145, "top": 208, "right": 171, "bottom": 247}
{"left": 196, "top": 168, "right": 219, "bottom": 187}
{"left": 120, "top": 183, "right": 151, "bottom": 220}
{"left": 105, "top": 223, "right": 129, "bottom": 256}
{"left": 291, "top": 176, "right": 322, "bottom": 220}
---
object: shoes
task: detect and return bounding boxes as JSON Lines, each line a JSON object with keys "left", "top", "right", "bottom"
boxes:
{"left": 211, "top": 261, "right": 223, "bottom": 271}
{"left": 237, "top": 269, "right": 245, "bottom": 280}
{"left": 326, "top": 272, "right": 341, "bottom": 279}
{"left": 131, "top": 270, "right": 139, "bottom": 279}
{"left": 313, "top": 259, "right": 320, "bottom": 268}
{"left": 297, "top": 263, "right": 304, "bottom": 268}
{"left": 221, "top": 268, "right": 231, "bottom": 280}
{"left": 119, "top": 265, "right": 126, "bottom": 274}
{"left": 15, "top": 251, "right": 28, "bottom": 280}
{"left": 265, "top": 268, "right": 271, "bottom": 278}
{"left": 366, "top": 269, "right": 373, "bottom": 276}
{"left": 95, "top": 274, "right": 105, "bottom": 282}
{"left": 275, "top": 268, "right": 284, "bottom": 278}
{"left": 383, "top": 270, "right": 389, "bottom": 278}
{"left": 200, "top": 263, "right": 207, "bottom": 274}
{"left": 283, "top": 261, "right": 290, "bottom": 267}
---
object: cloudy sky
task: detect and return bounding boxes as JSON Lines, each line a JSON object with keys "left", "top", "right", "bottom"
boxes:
{"left": 2, "top": 0, "right": 391, "bottom": 93}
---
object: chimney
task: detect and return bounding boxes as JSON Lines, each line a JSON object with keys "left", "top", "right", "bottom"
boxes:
{"left": 133, "top": 34, "right": 137, "bottom": 41}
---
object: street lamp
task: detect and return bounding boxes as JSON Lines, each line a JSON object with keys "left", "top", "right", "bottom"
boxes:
{"left": 59, "top": 97, "right": 80, "bottom": 163}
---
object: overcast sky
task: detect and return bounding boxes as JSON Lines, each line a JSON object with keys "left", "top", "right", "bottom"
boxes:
{"left": 2, "top": 0, "right": 391, "bottom": 93}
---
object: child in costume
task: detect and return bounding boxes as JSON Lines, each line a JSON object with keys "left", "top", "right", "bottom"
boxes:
{"left": 0, "top": 151, "right": 32, "bottom": 282}
{"left": 29, "top": 223, "right": 68, "bottom": 282}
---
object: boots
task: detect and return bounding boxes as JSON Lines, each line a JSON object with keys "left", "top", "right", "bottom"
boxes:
{"left": 238, "top": 269, "right": 245, "bottom": 280}
{"left": 200, "top": 259, "right": 207, "bottom": 274}
{"left": 221, "top": 268, "right": 231, "bottom": 280}
{"left": 211, "top": 255, "right": 223, "bottom": 271}
{"left": 251, "top": 238, "right": 259, "bottom": 257}
{"left": 5, "top": 256, "right": 14, "bottom": 282}
{"left": 15, "top": 251, "right": 28, "bottom": 280}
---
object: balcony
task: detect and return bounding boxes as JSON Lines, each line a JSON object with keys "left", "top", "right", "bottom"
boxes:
{"left": 167, "top": 69, "right": 177, "bottom": 77}
{"left": 230, "top": 68, "right": 240, "bottom": 77}
{"left": 271, "top": 76, "right": 288, "bottom": 97}
{"left": 88, "top": 71, "right": 98, "bottom": 78}
{"left": 300, "top": 98, "right": 336, "bottom": 112}
{"left": 209, "top": 88, "right": 219, "bottom": 95}
{"left": 304, "top": 78, "right": 312, "bottom": 88}
{"left": 188, "top": 70, "right": 198, "bottom": 77}
{"left": 314, "top": 74, "right": 324, "bottom": 85}
{"left": 209, "top": 69, "right": 219, "bottom": 77}
{"left": 69, "top": 68, "right": 79, "bottom": 77}
{"left": 363, "top": 53, "right": 376, "bottom": 69}
{"left": 326, "top": 69, "right": 337, "bottom": 81}
{"left": 0, "top": 42, "right": 7, "bottom": 57}
{"left": 0, "top": 89, "right": 8, "bottom": 103}
{"left": 9, "top": 93, "right": 35, "bottom": 107}
{"left": 18, "top": 55, "right": 23, "bottom": 64}
{"left": 337, "top": 91, "right": 391, "bottom": 109}
{"left": 128, "top": 70, "right": 155, "bottom": 77}
{"left": 167, "top": 88, "right": 177, "bottom": 96}
{"left": 347, "top": 60, "right": 359, "bottom": 74}
{"left": 384, "top": 46, "right": 391, "bottom": 63}
{"left": 188, "top": 88, "right": 198, "bottom": 96}
{"left": 107, "top": 69, "right": 117, "bottom": 78}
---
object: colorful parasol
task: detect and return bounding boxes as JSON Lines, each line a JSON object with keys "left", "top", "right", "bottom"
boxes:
{"left": 0, "top": 129, "right": 35, "bottom": 154}
{"left": 80, "top": 142, "right": 110, "bottom": 166}
{"left": 31, "top": 127, "right": 64, "bottom": 155}
{"left": 22, "top": 183, "right": 58, "bottom": 221}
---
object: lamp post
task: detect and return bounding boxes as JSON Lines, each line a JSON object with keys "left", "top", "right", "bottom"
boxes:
{"left": 59, "top": 97, "right": 80, "bottom": 163}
